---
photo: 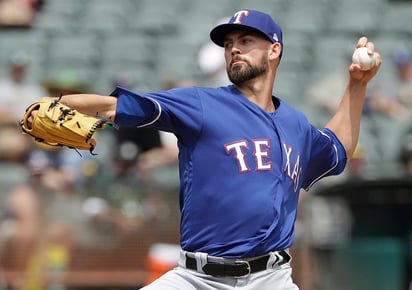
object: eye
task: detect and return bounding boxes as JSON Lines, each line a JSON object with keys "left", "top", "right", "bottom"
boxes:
{"left": 241, "top": 37, "right": 253, "bottom": 45}
{"left": 223, "top": 41, "right": 233, "bottom": 50}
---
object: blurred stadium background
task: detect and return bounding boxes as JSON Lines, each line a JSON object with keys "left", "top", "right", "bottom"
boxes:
{"left": 0, "top": 0, "right": 412, "bottom": 289}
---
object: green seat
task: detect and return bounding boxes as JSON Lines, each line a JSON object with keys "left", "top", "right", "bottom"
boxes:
{"left": 379, "top": 2, "right": 412, "bottom": 34}
{"left": 43, "top": 34, "right": 102, "bottom": 80}
{"left": 99, "top": 33, "right": 155, "bottom": 69}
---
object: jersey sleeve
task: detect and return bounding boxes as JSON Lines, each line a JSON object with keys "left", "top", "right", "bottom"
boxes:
{"left": 111, "top": 86, "right": 203, "bottom": 144}
{"left": 111, "top": 86, "right": 157, "bottom": 127}
{"left": 302, "top": 127, "right": 347, "bottom": 190}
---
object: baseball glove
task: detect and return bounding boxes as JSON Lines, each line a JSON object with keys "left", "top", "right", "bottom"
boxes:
{"left": 19, "top": 98, "right": 117, "bottom": 154}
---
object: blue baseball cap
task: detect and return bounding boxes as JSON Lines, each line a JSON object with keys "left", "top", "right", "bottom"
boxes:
{"left": 210, "top": 10, "right": 283, "bottom": 49}
{"left": 392, "top": 48, "right": 412, "bottom": 66}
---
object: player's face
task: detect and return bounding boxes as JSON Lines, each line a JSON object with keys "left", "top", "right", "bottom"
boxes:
{"left": 223, "top": 31, "right": 270, "bottom": 85}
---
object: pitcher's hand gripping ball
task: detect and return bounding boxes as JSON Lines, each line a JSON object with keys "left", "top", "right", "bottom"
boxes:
{"left": 19, "top": 98, "right": 117, "bottom": 154}
{"left": 352, "top": 47, "right": 377, "bottom": 71}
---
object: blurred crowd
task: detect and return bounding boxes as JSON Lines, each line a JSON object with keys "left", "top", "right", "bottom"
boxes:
{"left": 0, "top": 2, "right": 412, "bottom": 290}
{"left": 0, "top": 48, "right": 186, "bottom": 289}
{"left": 0, "top": 0, "right": 43, "bottom": 28}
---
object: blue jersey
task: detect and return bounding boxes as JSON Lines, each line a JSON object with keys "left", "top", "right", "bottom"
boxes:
{"left": 111, "top": 85, "right": 347, "bottom": 258}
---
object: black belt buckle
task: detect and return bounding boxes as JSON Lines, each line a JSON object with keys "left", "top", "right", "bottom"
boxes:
{"left": 233, "top": 260, "right": 251, "bottom": 278}
{"left": 202, "top": 259, "right": 251, "bottom": 278}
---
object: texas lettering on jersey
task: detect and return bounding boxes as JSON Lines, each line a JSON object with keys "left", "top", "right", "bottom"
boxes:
{"left": 224, "top": 139, "right": 302, "bottom": 191}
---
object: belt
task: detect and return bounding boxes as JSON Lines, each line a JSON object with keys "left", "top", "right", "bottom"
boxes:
{"left": 185, "top": 250, "right": 291, "bottom": 278}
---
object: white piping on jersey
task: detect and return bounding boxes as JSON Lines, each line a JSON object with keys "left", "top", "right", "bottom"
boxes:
{"left": 137, "top": 97, "right": 162, "bottom": 128}
{"left": 304, "top": 129, "right": 340, "bottom": 191}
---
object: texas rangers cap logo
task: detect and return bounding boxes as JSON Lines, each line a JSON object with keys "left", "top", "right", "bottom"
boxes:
{"left": 232, "top": 10, "right": 250, "bottom": 24}
{"left": 209, "top": 9, "right": 283, "bottom": 49}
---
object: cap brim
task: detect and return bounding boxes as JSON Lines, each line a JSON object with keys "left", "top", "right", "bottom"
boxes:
{"left": 210, "top": 23, "right": 269, "bottom": 47}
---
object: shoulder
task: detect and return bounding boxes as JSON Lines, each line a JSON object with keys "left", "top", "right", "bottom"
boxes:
{"left": 276, "top": 98, "right": 309, "bottom": 122}
{"left": 167, "top": 85, "right": 235, "bottom": 99}
{"left": 153, "top": 86, "right": 223, "bottom": 97}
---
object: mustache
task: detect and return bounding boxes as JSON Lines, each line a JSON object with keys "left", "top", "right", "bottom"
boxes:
{"left": 229, "top": 56, "right": 248, "bottom": 67}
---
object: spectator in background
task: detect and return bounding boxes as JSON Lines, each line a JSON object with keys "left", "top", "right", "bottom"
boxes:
{"left": 0, "top": 51, "right": 45, "bottom": 166}
{"left": 113, "top": 126, "right": 163, "bottom": 179}
{"left": 368, "top": 48, "right": 412, "bottom": 121}
{"left": 136, "top": 129, "right": 179, "bottom": 184}
{"left": 0, "top": 124, "right": 32, "bottom": 163}
{"left": 391, "top": 48, "right": 412, "bottom": 104}
{"left": 305, "top": 51, "right": 409, "bottom": 121}
{"left": 197, "top": 17, "right": 230, "bottom": 88}
{"left": 42, "top": 70, "right": 91, "bottom": 97}
{"left": 197, "top": 42, "right": 229, "bottom": 87}
{"left": 305, "top": 54, "right": 352, "bottom": 116}
{"left": 398, "top": 129, "right": 412, "bottom": 176}
{"left": 0, "top": 50, "right": 47, "bottom": 125}
{"left": 0, "top": 152, "right": 74, "bottom": 289}
{"left": 0, "top": 184, "right": 42, "bottom": 272}
{"left": 111, "top": 75, "right": 186, "bottom": 183}
{"left": 0, "top": 147, "right": 143, "bottom": 290}
{"left": 0, "top": 0, "right": 42, "bottom": 28}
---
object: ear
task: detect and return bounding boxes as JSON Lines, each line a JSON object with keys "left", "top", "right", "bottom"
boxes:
{"left": 269, "top": 42, "right": 282, "bottom": 61}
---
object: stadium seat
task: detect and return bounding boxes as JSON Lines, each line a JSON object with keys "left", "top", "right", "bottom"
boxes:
{"left": 379, "top": 2, "right": 412, "bottom": 35}
{"left": 41, "top": 33, "right": 101, "bottom": 85}
{"left": 274, "top": 68, "right": 307, "bottom": 107}
{"left": 99, "top": 33, "right": 156, "bottom": 69}
{"left": 94, "top": 64, "right": 158, "bottom": 95}
{"left": 46, "top": 33, "right": 101, "bottom": 64}
{"left": 231, "top": 0, "right": 288, "bottom": 17}
{"left": 280, "top": 31, "right": 313, "bottom": 71}
{"left": 153, "top": 35, "right": 201, "bottom": 80}
{"left": 39, "top": 0, "right": 87, "bottom": 20}
{"left": 329, "top": 2, "right": 383, "bottom": 36}
{"left": 34, "top": 0, "right": 87, "bottom": 33}
{"left": 280, "top": 0, "right": 331, "bottom": 33}
{"left": 79, "top": 0, "right": 132, "bottom": 34}
{"left": 189, "top": 0, "right": 238, "bottom": 18}
{"left": 127, "top": 0, "right": 187, "bottom": 35}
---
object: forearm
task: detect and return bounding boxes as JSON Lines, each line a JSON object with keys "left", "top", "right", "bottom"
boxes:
{"left": 54, "top": 94, "right": 118, "bottom": 120}
{"left": 325, "top": 79, "right": 367, "bottom": 158}
{"left": 324, "top": 36, "right": 381, "bottom": 159}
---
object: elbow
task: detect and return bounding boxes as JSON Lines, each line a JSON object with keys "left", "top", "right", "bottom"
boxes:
{"left": 100, "top": 96, "right": 118, "bottom": 120}
{"left": 346, "top": 142, "right": 364, "bottom": 161}
{"left": 102, "top": 107, "right": 116, "bottom": 122}
{"left": 345, "top": 149, "right": 355, "bottom": 160}
{"left": 343, "top": 138, "right": 361, "bottom": 160}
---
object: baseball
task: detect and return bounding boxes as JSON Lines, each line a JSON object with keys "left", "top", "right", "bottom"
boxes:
{"left": 352, "top": 47, "right": 376, "bottom": 71}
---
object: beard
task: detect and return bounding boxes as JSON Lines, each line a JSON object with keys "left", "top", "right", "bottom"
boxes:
{"left": 227, "top": 55, "right": 268, "bottom": 85}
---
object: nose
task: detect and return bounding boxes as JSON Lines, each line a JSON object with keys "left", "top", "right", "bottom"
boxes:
{"left": 231, "top": 45, "right": 241, "bottom": 56}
